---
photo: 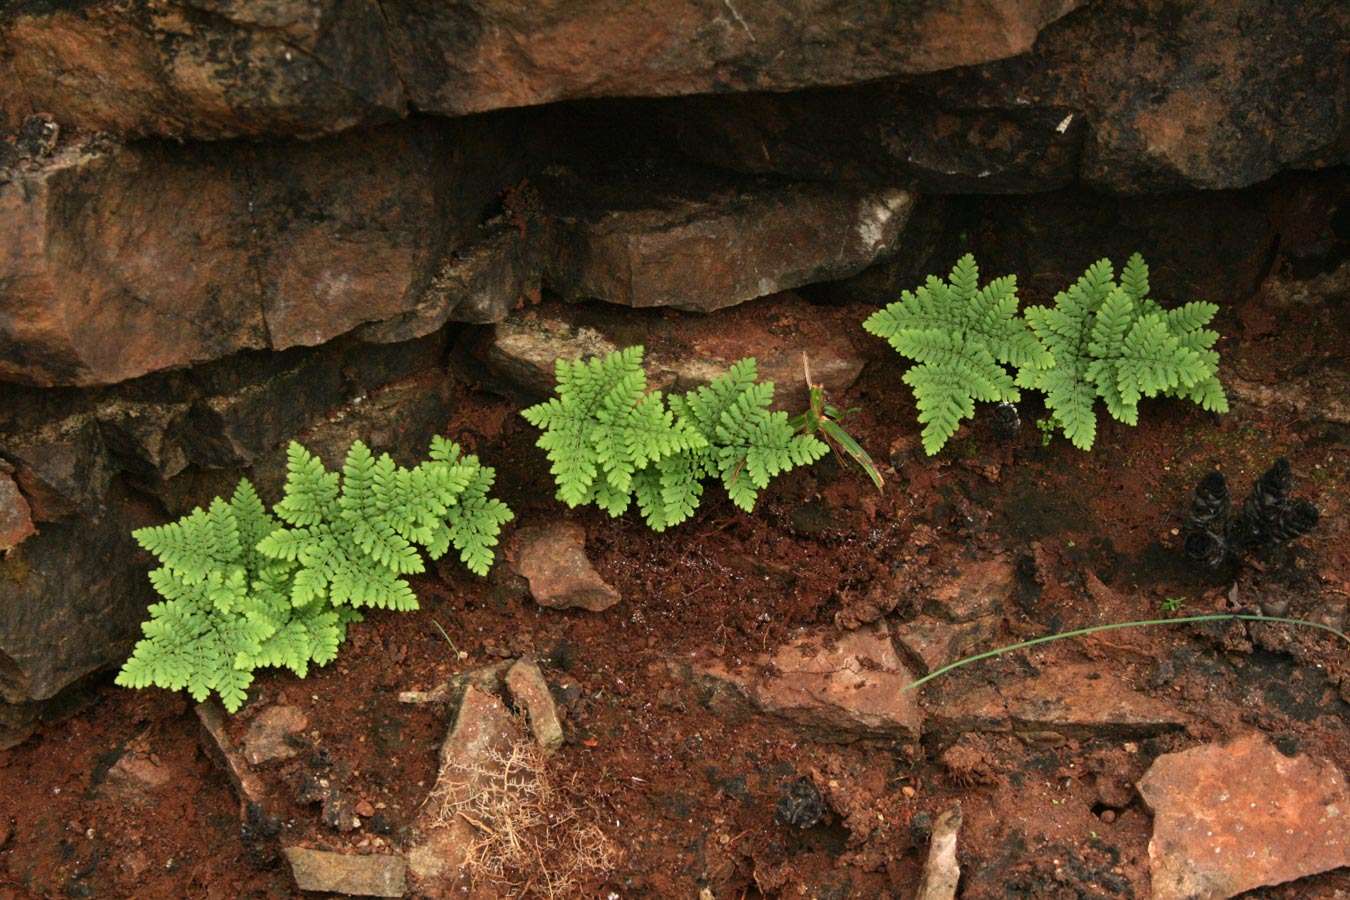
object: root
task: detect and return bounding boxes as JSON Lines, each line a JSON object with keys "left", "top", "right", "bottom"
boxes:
{"left": 428, "top": 737, "right": 620, "bottom": 898}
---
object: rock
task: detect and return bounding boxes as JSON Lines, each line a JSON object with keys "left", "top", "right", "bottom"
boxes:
{"left": 195, "top": 701, "right": 273, "bottom": 818}
{"left": 916, "top": 805, "right": 962, "bottom": 900}
{"left": 511, "top": 522, "right": 620, "bottom": 613}
{"left": 663, "top": 0, "right": 1347, "bottom": 193}
{"left": 927, "top": 557, "right": 1016, "bottom": 623}
{"left": 504, "top": 659, "right": 564, "bottom": 753}
{"left": 0, "top": 120, "right": 516, "bottom": 387}
{"left": 407, "top": 686, "right": 519, "bottom": 889}
{"left": 242, "top": 706, "right": 310, "bottom": 766}
{"left": 101, "top": 741, "right": 173, "bottom": 804}
{"left": 3, "top": 413, "right": 114, "bottom": 521}
{"left": 480, "top": 292, "right": 867, "bottom": 412}
{"left": 542, "top": 167, "right": 915, "bottom": 313}
{"left": 929, "top": 663, "right": 1186, "bottom": 739}
{"left": 284, "top": 847, "right": 408, "bottom": 898}
{"left": 697, "top": 623, "right": 923, "bottom": 742}
{"left": 0, "top": 472, "right": 34, "bottom": 551}
{"left": 0, "top": 489, "right": 154, "bottom": 704}
{"left": 894, "top": 615, "right": 1000, "bottom": 676}
{"left": 1137, "top": 734, "right": 1350, "bottom": 900}
{"left": 3, "top": 1, "right": 1080, "bottom": 139}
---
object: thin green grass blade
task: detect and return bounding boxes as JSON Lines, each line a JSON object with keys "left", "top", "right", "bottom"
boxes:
{"left": 904, "top": 613, "right": 1349, "bottom": 692}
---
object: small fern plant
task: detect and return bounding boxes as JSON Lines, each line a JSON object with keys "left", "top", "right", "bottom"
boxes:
{"left": 522, "top": 348, "right": 827, "bottom": 531}
{"left": 863, "top": 254, "right": 1052, "bottom": 454}
{"left": 1017, "top": 254, "right": 1227, "bottom": 450}
{"left": 117, "top": 437, "right": 512, "bottom": 711}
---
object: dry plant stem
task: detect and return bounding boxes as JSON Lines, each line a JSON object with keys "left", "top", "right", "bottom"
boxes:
{"left": 905, "top": 613, "right": 1350, "bottom": 692}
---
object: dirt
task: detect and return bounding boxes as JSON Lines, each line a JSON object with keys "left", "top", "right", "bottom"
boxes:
{"left": 1, "top": 267, "right": 1347, "bottom": 898}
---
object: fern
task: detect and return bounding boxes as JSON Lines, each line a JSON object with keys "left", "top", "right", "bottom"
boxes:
{"left": 864, "top": 254, "right": 1052, "bottom": 454}
{"left": 522, "top": 349, "right": 827, "bottom": 531}
{"left": 1019, "top": 254, "right": 1227, "bottom": 450}
{"left": 118, "top": 438, "right": 512, "bottom": 712}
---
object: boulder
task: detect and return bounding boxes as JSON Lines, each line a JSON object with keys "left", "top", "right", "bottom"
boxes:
{"left": 1138, "top": 734, "right": 1350, "bottom": 899}
{"left": 2, "top": 0, "right": 1081, "bottom": 139}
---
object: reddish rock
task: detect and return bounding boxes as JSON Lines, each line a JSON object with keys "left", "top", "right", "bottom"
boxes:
{"left": 895, "top": 614, "right": 1000, "bottom": 676}
{"left": 927, "top": 557, "right": 1016, "bottom": 623}
{"left": 916, "top": 805, "right": 962, "bottom": 900}
{"left": 0, "top": 472, "right": 34, "bottom": 551}
{"left": 504, "top": 659, "right": 564, "bottom": 754}
{"left": 284, "top": 847, "right": 407, "bottom": 898}
{"left": 929, "top": 664, "right": 1186, "bottom": 740}
{"left": 242, "top": 706, "right": 310, "bottom": 766}
{"left": 0, "top": 121, "right": 515, "bottom": 387}
{"left": 3, "top": 1, "right": 1080, "bottom": 139}
{"left": 544, "top": 168, "right": 915, "bottom": 313}
{"left": 698, "top": 624, "right": 923, "bottom": 742}
{"left": 482, "top": 293, "right": 867, "bottom": 412}
{"left": 511, "top": 522, "right": 620, "bottom": 613}
{"left": 407, "top": 686, "right": 519, "bottom": 888}
{"left": 101, "top": 739, "right": 173, "bottom": 804}
{"left": 1138, "top": 734, "right": 1350, "bottom": 900}
{"left": 195, "top": 701, "right": 272, "bottom": 817}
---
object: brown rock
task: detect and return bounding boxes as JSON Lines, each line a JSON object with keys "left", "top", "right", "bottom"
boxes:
{"left": 284, "top": 847, "right": 408, "bottom": 898}
{"left": 195, "top": 701, "right": 271, "bottom": 816}
{"left": 481, "top": 292, "right": 867, "bottom": 412}
{"left": 0, "top": 120, "right": 516, "bottom": 387}
{"left": 1137, "top": 734, "right": 1350, "bottom": 900}
{"left": 504, "top": 659, "right": 564, "bottom": 754}
{"left": 916, "top": 805, "right": 962, "bottom": 900}
{"left": 3, "top": 0, "right": 1080, "bottom": 139}
{"left": 544, "top": 167, "right": 915, "bottom": 313}
{"left": 894, "top": 614, "right": 1000, "bottom": 675}
{"left": 512, "top": 522, "right": 620, "bottom": 613}
{"left": 4, "top": 413, "right": 114, "bottom": 521}
{"left": 698, "top": 624, "right": 923, "bottom": 742}
{"left": 242, "top": 706, "right": 310, "bottom": 766}
{"left": 101, "top": 742, "right": 173, "bottom": 804}
{"left": 930, "top": 663, "right": 1186, "bottom": 739}
{"left": 0, "top": 472, "right": 34, "bottom": 551}
{"left": 927, "top": 557, "right": 1016, "bottom": 623}
{"left": 407, "top": 686, "right": 519, "bottom": 888}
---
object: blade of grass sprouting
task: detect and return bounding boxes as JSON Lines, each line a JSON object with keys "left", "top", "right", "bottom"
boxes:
{"left": 819, "top": 419, "right": 884, "bottom": 491}
{"left": 904, "top": 613, "right": 1350, "bottom": 692}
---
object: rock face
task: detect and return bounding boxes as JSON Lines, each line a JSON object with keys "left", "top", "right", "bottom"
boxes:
{"left": 0, "top": 119, "right": 518, "bottom": 387}
{"left": 1137, "top": 734, "right": 1350, "bottom": 900}
{"left": 2, "top": 0, "right": 1081, "bottom": 139}
{"left": 663, "top": 0, "right": 1348, "bottom": 192}
{"left": 0, "top": 471, "right": 34, "bottom": 550}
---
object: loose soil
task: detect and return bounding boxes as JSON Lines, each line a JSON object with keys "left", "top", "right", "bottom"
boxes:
{"left": 2, "top": 267, "right": 1347, "bottom": 899}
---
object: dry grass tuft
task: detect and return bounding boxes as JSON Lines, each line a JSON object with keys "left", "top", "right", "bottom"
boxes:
{"left": 428, "top": 737, "right": 620, "bottom": 898}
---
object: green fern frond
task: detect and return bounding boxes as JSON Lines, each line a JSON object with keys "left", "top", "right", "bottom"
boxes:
{"left": 1020, "top": 254, "right": 1226, "bottom": 450}
{"left": 864, "top": 254, "right": 1050, "bottom": 454}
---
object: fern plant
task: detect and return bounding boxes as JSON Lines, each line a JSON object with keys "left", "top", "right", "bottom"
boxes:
{"left": 522, "top": 348, "right": 828, "bottom": 531}
{"left": 1018, "top": 254, "right": 1227, "bottom": 450}
{"left": 863, "top": 254, "right": 1052, "bottom": 454}
{"left": 118, "top": 437, "right": 512, "bottom": 711}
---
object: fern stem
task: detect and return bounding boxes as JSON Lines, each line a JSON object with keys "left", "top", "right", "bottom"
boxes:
{"left": 904, "top": 613, "right": 1349, "bottom": 692}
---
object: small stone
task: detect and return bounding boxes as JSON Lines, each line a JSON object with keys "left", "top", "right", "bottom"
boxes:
{"left": 915, "top": 805, "right": 962, "bottom": 900}
{"left": 1138, "top": 733, "right": 1350, "bottom": 900}
{"left": 355, "top": 799, "right": 376, "bottom": 818}
{"left": 284, "top": 847, "right": 407, "bottom": 897}
{"left": 242, "top": 706, "right": 309, "bottom": 765}
{"left": 901, "top": 785, "right": 917, "bottom": 799}
{"left": 927, "top": 557, "right": 1016, "bottom": 622}
{"left": 102, "top": 748, "right": 173, "bottom": 802}
{"left": 1099, "top": 809, "right": 1117, "bottom": 824}
{"left": 511, "top": 521, "right": 620, "bottom": 612}
{"left": 504, "top": 658, "right": 565, "bottom": 753}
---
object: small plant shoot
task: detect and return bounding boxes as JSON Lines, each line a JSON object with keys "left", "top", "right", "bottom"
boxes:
{"left": 1019, "top": 254, "right": 1227, "bottom": 450}
{"left": 117, "top": 437, "right": 512, "bottom": 712}
{"left": 863, "top": 254, "right": 1052, "bottom": 455}
{"left": 788, "top": 354, "right": 884, "bottom": 491}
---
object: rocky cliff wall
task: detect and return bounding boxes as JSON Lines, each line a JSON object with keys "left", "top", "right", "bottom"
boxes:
{"left": 1, "top": 0, "right": 1346, "bottom": 746}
